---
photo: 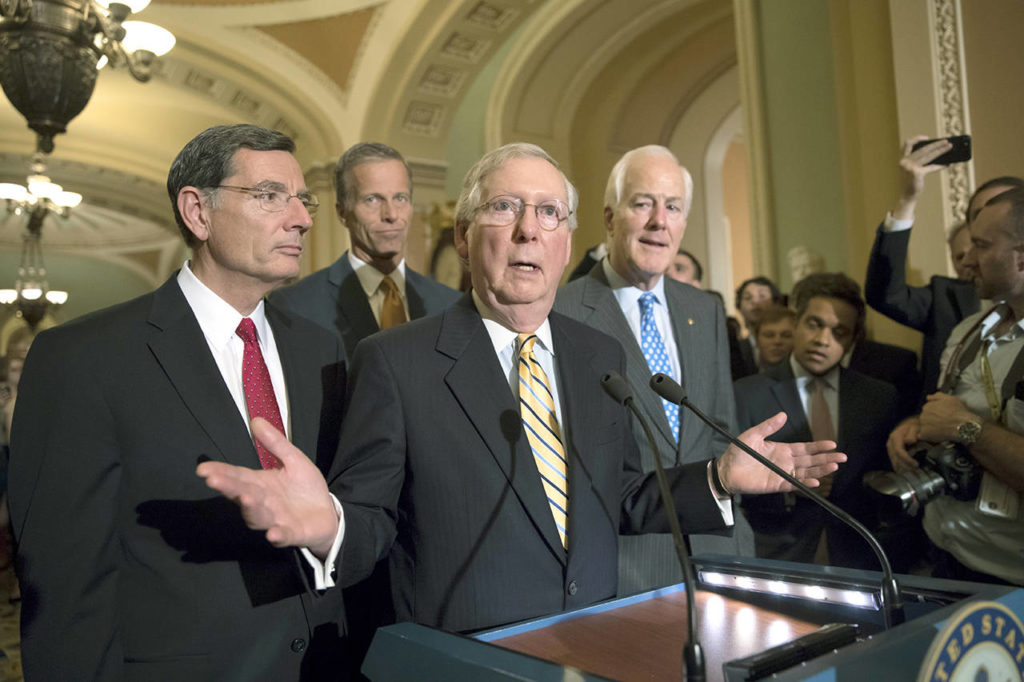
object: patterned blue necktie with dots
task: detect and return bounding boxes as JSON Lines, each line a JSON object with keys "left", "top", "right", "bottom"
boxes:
{"left": 639, "top": 292, "right": 680, "bottom": 442}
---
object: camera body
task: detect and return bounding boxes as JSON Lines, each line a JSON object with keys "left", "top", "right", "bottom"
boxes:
{"left": 864, "top": 441, "right": 982, "bottom": 518}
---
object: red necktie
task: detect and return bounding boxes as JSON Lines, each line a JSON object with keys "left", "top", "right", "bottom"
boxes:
{"left": 236, "top": 318, "right": 284, "bottom": 469}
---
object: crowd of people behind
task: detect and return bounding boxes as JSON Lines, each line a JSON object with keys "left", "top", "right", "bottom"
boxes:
{"left": 4, "top": 125, "right": 1022, "bottom": 680}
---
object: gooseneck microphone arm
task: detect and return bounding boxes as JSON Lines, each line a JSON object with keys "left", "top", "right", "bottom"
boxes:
{"left": 601, "top": 372, "right": 705, "bottom": 681}
{"left": 649, "top": 372, "right": 906, "bottom": 630}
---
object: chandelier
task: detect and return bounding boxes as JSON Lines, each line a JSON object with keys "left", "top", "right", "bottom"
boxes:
{"left": 0, "top": 159, "right": 79, "bottom": 328}
{"left": 0, "top": 0, "right": 175, "bottom": 154}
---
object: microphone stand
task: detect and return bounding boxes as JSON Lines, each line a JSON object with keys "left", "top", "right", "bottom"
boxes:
{"left": 601, "top": 372, "right": 705, "bottom": 681}
{"left": 649, "top": 373, "right": 906, "bottom": 629}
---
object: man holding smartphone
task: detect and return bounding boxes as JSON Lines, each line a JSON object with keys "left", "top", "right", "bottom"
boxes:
{"left": 864, "top": 134, "right": 1024, "bottom": 400}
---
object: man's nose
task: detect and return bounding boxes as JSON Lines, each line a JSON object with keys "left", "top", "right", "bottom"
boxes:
{"left": 513, "top": 206, "right": 541, "bottom": 241}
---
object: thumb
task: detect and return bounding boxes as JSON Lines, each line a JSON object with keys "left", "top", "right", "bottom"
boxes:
{"left": 251, "top": 417, "right": 299, "bottom": 466}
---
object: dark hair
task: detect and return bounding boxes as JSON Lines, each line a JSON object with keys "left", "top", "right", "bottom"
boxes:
{"left": 334, "top": 142, "right": 411, "bottom": 214}
{"left": 754, "top": 305, "right": 796, "bottom": 334}
{"left": 967, "top": 176, "right": 1024, "bottom": 222}
{"left": 947, "top": 220, "right": 969, "bottom": 247}
{"left": 735, "top": 276, "right": 782, "bottom": 310}
{"left": 982, "top": 187, "right": 1024, "bottom": 242}
{"left": 676, "top": 248, "right": 703, "bottom": 282}
{"left": 167, "top": 124, "right": 295, "bottom": 248}
{"left": 791, "top": 272, "right": 866, "bottom": 342}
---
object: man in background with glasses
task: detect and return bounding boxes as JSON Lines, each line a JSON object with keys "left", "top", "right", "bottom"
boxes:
{"left": 272, "top": 142, "right": 459, "bottom": 360}
{"left": 198, "top": 142, "right": 843, "bottom": 642}
{"left": 555, "top": 145, "right": 754, "bottom": 597}
{"left": 9, "top": 124, "right": 351, "bottom": 680}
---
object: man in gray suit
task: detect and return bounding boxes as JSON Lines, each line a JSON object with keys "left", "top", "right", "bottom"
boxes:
{"left": 272, "top": 142, "right": 460, "bottom": 360}
{"left": 555, "top": 145, "right": 754, "bottom": 596}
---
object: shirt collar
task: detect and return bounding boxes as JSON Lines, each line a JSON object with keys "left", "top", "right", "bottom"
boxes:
{"left": 601, "top": 257, "right": 667, "bottom": 311}
{"left": 347, "top": 250, "right": 407, "bottom": 298}
{"left": 471, "top": 290, "right": 554, "bottom": 357}
{"left": 177, "top": 260, "right": 269, "bottom": 350}
{"left": 789, "top": 353, "right": 840, "bottom": 390}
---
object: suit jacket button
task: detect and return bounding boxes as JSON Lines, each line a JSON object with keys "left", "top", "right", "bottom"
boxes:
{"left": 567, "top": 580, "right": 578, "bottom": 596}
{"left": 291, "top": 638, "right": 307, "bottom": 653}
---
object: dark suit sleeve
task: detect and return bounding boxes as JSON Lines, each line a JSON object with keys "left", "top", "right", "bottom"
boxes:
{"left": 9, "top": 330, "right": 124, "bottom": 679}
{"left": 709, "top": 298, "right": 739, "bottom": 454}
{"left": 329, "top": 339, "right": 400, "bottom": 589}
{"left": 864, "top": 223, "right": 934, "bottom": 331}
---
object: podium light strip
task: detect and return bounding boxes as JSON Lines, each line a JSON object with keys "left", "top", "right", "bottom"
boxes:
{"left": 700, "top": 570, "right": 879, "bottom": 610}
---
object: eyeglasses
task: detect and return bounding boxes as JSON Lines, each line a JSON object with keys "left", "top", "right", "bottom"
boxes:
{"left": 475, "top": 195, "right": 571, "bottom": 231}
{"left": 215, "top": 185, "right": 320, "bottom": 217}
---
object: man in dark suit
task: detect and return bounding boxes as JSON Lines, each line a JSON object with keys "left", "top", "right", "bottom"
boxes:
{"left": 272, "top": 142, "right": 460, "bottom": 360}
{"left": 200, "top": 143, "right": 845, "bottom": 636}
{"left": 864, "top": 135, "right": 1024, "bottom": 397}
{"left": 9, "top": 125, "right": 352, "bottom": 681}
{"left": 845, "top": 338, "right": 921, "bottom": 418}
{"left": 555, "top": 145, "right": 753, "bottom": 597}
{"left": 735, "top": 273, "right": 899, "bottom": 569}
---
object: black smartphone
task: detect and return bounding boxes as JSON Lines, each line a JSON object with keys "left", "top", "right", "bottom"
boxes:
{"left": 912, "top": 134, "right": 971, "bottom": 165}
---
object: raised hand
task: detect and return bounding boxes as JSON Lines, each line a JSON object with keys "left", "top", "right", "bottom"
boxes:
{"left": 197, "top": 417, "right": 339, "bottom": 559}
{"left": 718, "top": 411, "right": 846, "bottom": 494}
{"left": 893, "top": 135, "right": 953, "bottom": 220}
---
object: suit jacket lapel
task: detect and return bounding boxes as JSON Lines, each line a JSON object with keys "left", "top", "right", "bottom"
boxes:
{"left": 765, "top": 362, "right": 813, "bottom": 441}
{"left": 405, "top": 269, "right": 428, "bottom": 320}
{"left": 438, "top": 296, "right": 566, "bottom": 561}
{"left": 580, "top": 268, "right": 677, "bottom": 446}
{"left": 330, "top": 253, "right": 380, "bottom": 351}
{"left": 146, "top": 277, "right": 259, "bottom": 468}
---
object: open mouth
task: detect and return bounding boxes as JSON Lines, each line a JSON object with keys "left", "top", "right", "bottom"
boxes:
{"left": 638, "top": 237, "right": 668, "bottom": 249}
{"left": 510, "top": 260, "right": 540, "bottom": 272}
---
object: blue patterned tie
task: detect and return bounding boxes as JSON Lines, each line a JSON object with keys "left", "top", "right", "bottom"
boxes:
{"left": 639, "top": 292, "right": 680, "bottom": 441}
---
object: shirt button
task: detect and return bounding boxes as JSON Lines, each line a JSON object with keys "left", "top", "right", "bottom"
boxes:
{"left": 291, "top": 638, "right": 306, "bottom": 653}
{"left": 567, "top": 580, "right": 578, "bottom": 596}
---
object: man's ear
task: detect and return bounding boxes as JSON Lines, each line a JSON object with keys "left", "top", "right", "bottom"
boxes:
{"left": 178, "top": 187, "right": 211, "bottom": 244}
{"left": 603, "top": 205, "right": 614, "bottom": 234}
{"left": 336, "top": 202, "right": 348, "bottom": 228}
{"left": 454, "top": 219, "right": 471, "bottom": 267}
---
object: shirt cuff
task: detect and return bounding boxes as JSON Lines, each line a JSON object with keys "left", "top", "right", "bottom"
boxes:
{"left": 706, "top": 460, "right": 735, "bottom": 526}
{"left": 299, "top": 494, "right": 346, "bottom": 590}
{"left": 883, "top": 212, "right": 914, "bottom": 232}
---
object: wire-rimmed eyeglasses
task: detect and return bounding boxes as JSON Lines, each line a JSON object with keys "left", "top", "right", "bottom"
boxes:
{"left": 215, "top": 185, "right": 320, "bottom": 217}
{"left": 475, "top": 195, "right": 571, "bottom": 231}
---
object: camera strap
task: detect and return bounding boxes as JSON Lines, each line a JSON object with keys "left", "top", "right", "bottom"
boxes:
{"left": 939, "top": 304, "right": 1007, "bottom": 393}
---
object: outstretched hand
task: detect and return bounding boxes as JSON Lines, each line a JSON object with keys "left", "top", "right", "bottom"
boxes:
{"left": 893, "top": 135, "right": 952, "bottom": 219}
{"left": 719, "top": 412, "right": 846, "bottom": 494}
{"left": 197, "top": 418, "right": 339, "bottom": 559}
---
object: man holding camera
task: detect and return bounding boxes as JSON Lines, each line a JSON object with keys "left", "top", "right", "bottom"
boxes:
{"left": 887, "top": 188, "right": 1024, "bottom": 585}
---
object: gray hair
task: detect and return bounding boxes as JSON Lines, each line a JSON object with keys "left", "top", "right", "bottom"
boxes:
{"left": 167, "top": 124, "right": 295, "bottom": 248}
{"left": 454, "top": 142, "right": 579, "bottom": 232}
{"left": 603, "top": 145, "right": 693, "bottom": 217}
{"left": 333, "top": 142, "right": 412, "bottom": 213}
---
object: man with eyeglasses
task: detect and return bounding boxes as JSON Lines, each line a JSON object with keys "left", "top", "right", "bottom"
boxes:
{"left": 555, "top": 145, "right": 754, "bottom": 597}
{"left": 272, "top": 143, "right": 459, "bottom": 361}
{"left": 197, "top": 142, "right": 844, "bottom": 642}
{"left": 8, "top": 124, "right": 350, "bottom": 680}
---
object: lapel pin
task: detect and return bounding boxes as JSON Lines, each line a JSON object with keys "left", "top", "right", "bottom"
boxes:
{"left": 688, "top": 318, "right": 694, "bottom": 325}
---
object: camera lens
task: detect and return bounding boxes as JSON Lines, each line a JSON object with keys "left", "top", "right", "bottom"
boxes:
{"left": 864, "top": 468, "right": 947, "bottom": 517}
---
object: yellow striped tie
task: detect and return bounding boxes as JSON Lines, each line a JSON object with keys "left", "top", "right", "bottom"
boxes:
{"left": 518, "top": 334, "right": 568, "bottom": 548}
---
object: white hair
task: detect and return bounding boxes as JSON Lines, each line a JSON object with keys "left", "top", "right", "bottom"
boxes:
{"left": 603, "top": 145, "right": 693, "bottom": 217}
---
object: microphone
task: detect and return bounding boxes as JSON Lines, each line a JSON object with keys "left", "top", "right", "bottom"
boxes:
{"left": 649, "top": 372, "right": 906, "bottom": 630}
{"left": 601, "top": 371, "right": 706, "bottom": 681}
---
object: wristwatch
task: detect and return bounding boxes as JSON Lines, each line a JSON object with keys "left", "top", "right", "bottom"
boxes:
{"left": 955, "top": 418, "right": 983, "bottom": 445}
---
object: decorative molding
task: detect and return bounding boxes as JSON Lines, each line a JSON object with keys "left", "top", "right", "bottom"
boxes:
{"left": 402, "top": 101, "right": 446, "bottom": 136}
{"left": 932, "top": 0, "right": 972, "bottom": 226}
{"left": 407, "top": 156, "right": 449, "bottom": 191}
{"left": 441, "top": 32, "right": 492, "bottom": 63}
{"left": 465, "top": 2, "right": 519, "bottom": 31}
{"left": 419, "top": 65, "right": 465, "bottom": 97}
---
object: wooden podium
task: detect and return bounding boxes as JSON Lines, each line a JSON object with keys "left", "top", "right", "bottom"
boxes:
{"left": 362, "top": 556, "right": 1023, "bottom": 681}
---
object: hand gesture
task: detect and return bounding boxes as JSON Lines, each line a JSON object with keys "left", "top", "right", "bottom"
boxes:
{"left": 197, "top": 417, "right": 339, "bottom": 559}
{"left": 719, "top": 412, "right": 846, "bottom": 494}
{"left": 886, "top": 416, "right": 921, "bottom": 472}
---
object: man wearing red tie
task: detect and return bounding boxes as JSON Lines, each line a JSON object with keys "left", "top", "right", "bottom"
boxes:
{"left": 9, "top": 124, "right": 351, "bottom": 680}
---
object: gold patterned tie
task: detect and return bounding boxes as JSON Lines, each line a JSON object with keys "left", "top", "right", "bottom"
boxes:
{"left": 378, "top": 275, "right": 407, "bottom": 330}
{"left": 518, "top": 334, "right": 568, "bottom": 548}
